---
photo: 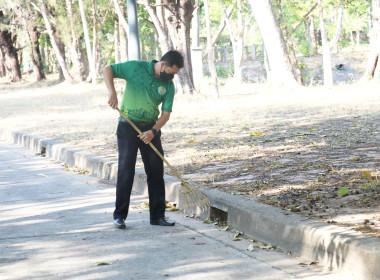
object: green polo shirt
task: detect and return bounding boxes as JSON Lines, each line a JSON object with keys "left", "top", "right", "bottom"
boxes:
{"left": 110, "top": 60, "right": 175, "bottom": 122}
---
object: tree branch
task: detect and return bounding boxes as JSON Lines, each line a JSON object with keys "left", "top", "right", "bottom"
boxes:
{"left": 202, "top": 4, "right": 234, "bottom": 58}
{"left": 99, "top": 1, "right": 113, "bottom": 30}
{"left": 289, "top": 2, "right": 318, "bottom": 36}
{"left": 222, "top": 1, "right": 236, "bottom": 49}
{"left": 112, "top": 0, "right": 129, "bottom": 37}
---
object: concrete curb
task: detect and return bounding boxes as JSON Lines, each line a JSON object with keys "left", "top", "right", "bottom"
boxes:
{"left": 1, "top": 127, "right": 379, "bottom": 280}
{"left": 203, "top": 189, "right": 380, "bottom": 280}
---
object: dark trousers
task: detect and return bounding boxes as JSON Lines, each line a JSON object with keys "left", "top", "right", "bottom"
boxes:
{"left": 113, "top": 121, "right": 166, "bottom": 221}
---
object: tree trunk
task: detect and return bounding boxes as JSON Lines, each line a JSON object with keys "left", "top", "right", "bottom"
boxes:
{"left": 204, "top": 0, "right": 219, "bottom": 98}
{"left": 363, "top": 0, "right": 380, "bottom": 81}
{"left": 192, "top": 0, "right": 200, "bottom": 48}
{"left": 350, "top": 30, "right": 355, "bottom": 50}
{"left": 91, "top": 0, "right": 97, "bottom": 69}
{"left": 234, "top": 0, "right": 244, "bottom": 82}
{"left": 318, "top": 0, "right": 333, "bottom": 87}
{"left": 40, "top": 45, "right": 46, "bottom": 68}
{"left": 329, "top": 1, "right": 344, "bottom": 52}
{"left": 249, "top": 0, "right": 298, "bottom": 87}
{"left": 66, "top": 0, "right": 85, "bottom": 81}
{"left": 356, "top": 31, "right": 361, "bottom": 49}
{"left": 78, "top": 0, "right": 97, "bottom": 84}
{"left": 24, "top": 2, "right": 45, "bottom": 81}
{"left": 156, "top": 0, "right": 168, "bottom": 38}
{"left": 26, "top": 25, "right": 46, "bottom": 81}
{"left": 143, "top": 0, "right": 172, "bottom": 54}
{"left": 44, "top": 40, "right": 52, "bottom": 73}
{"left": 91, "top": 0, "right": 105, "bottom": 74}
{"left": 113, "top": 0, "right": 129, "bottom": 39}
{"left": 163, "top": 0, "right": 195, "bottom": 94}
{"left": 154, "top": 28, "right": 160, "bottom": 58}
{"left": 113, "top": 0, "right": 129, "bottom": 61}
{"left": 0, "top": 30, "right": 22, "bottom": 82}
{"left": 79, "top": 38, "right": 90, "bottom": 77}
{"left": 201, "top": 5, "right": 234, "bottom": 59}
{"left": 119, "top": 18, "right": 128, "bottom": 62}
{"left": 18, "top": 45, "right": 23, "bottom": 71}
{"left": 57, "top": 39, "right": 66, "bottom": 81}
{"left": 0, "top": 46, "right": 6, "bottom": 77}
{"left": 39, "top": 0, "right": 73, "bottom": 82}
{"left": 310, "top": 15, "right": 318, "bottom": 55}
{"left": 115, "top": 19, "right": 121, "bottom": 64}
{"left": 263, "top": 44, "right": 272, "bottom": 83}
{"left": 223, "top": 0, "right": 244, "bottom": 82}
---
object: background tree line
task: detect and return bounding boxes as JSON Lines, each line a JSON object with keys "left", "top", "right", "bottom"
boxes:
{"left": 0, "top": 0, "right": 379, "bottom": 95}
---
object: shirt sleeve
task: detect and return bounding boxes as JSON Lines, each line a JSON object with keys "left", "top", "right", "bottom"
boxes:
{"left": 161, "top": 82, "right": 175, "bottom": 112}
{"left": 110, "top": 61, "right": 139, "bottom": 81}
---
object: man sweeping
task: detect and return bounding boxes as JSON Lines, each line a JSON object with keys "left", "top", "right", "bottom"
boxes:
{"left": 103, "top": 50, "right": 184, "bottom": 229}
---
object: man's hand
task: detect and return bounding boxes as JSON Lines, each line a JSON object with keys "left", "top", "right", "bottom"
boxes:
{"left": 138, "top": 130, "right": 155, "bottom": 144}
{"left": 108, "top": 94, "right": 118, "bottom": 109}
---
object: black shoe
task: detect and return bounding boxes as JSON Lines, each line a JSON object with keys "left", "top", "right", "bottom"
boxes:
{"left": 114, "top": 218, "right": 126, "bottom": 229}
{"left": 150, "top": 217, "right": 175, "bottom": 226}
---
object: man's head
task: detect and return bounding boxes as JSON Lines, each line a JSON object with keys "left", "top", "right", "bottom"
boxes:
{"left": 158, "top": 50, "right": 184, "bottom": 82}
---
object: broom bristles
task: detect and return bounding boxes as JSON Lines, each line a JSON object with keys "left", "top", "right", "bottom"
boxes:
{"left": 181, "top": 182, "right": 211, "bottom": 215}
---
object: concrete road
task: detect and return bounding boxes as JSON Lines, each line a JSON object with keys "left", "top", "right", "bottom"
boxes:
{"left": 0, "top": 141, "right": 344, "bottom": 280}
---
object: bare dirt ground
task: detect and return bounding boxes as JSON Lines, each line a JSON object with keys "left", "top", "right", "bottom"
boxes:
{"left": 0, "top": 51, "right": 379, "bottom": 237}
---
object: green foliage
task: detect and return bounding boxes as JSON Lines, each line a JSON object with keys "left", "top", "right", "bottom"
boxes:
{"left": 138, "top": 5, "right": 157, "bottom": 60}
{"left": 276, "top": 0, "right": 371, "bottom": 58}
{"left": 338, "top": 187, "right": 349, "bottom": 197}
{"left": 216, "top": 64, "right": 233, "bottom": 78}
{"left": 1, "top": 0, "right": 374, "bottom": 83}
{"left": 298, "top": 39, "right": 311, "bottom": 57}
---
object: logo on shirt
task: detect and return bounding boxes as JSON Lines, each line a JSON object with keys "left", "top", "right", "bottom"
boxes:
{"left": 158, "top": 86, "right": 166, "bottom": 95}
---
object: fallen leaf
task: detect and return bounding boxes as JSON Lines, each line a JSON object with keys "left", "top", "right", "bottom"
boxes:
{"left": 250, "top": 132, "right": 263, "bottom": 137}
{"left": 338, "top": 187, "right": 349, "bottom": 197}
{"left": 140, "top": 201, "right": 150, "bottom": 209}
{"left": 247, "top": 244, "right": 255, "bottom": 251}
{"left": 260, "top": 244, "right": 278, "bottom": 250}
{"left": 220, "top": 225, "right": 231, "bottom": 231}
{"left": 361, "top": 171, "right": 373, "bottom": 182}
{"left": 95, "top": 262, "right": 110, "bottom": 266}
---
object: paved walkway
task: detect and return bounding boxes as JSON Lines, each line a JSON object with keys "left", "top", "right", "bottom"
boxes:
{"left": 0, "top": 142, "right": 344, "bottom": 280}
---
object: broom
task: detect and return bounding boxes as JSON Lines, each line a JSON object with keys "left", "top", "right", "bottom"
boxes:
{"left": 115, "top": 107, "right": 210, "bottom": 215}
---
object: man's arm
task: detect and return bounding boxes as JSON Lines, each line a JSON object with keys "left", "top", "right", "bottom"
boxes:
{"left": 138, "top": 111, "right": 171, "bottom": 144}
{"left": 103, "top": 65, "right": 118, "bottom": 109}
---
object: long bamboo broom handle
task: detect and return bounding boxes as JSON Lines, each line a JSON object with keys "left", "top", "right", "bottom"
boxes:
{"left": 116, "top": 107, "right": 187, "bottom": 186}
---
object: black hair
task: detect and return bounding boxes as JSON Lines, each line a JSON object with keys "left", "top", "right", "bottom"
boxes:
{"left": 160, "top": 50, "right": 184, "bottom": 69}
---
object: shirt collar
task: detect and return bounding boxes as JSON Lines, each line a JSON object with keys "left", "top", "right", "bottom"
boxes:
{"left": 149, "top": 60, "right": 158, "bottom": 77}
